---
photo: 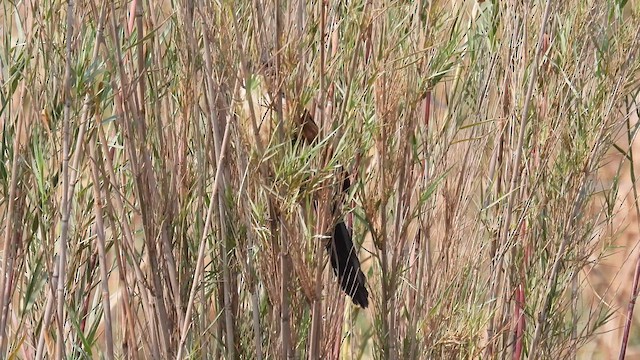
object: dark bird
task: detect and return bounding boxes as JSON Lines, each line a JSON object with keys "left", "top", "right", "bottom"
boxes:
{"left": 296, "top": 111, "right": 369, "bottom": 308}
{"left": 328, "top": 220, "right": 369, "bottom": 308}
{"left": 241, "top": 70, "right": 369, "bottom": 308}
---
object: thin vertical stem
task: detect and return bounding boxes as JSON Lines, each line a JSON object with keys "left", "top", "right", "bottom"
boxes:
{"left": 486, "top": 0, "right": 552, "bottom": 357}
{"left": 176, "top": 117, "right": 232, "bottom": 360}
{"left": 56, "top": 1, "right": 76, "bottom": 357}
{"left": 88, "top": 139, "right": 114, "bottom": 360}
{"left": 308, "top": 1, "right": 327, "bottom": 358}
{"left": 618, "top": 80, "right": 640, "bottom": 360}
{"left": 0, "top": 94, "right": 25, "bottom": 357}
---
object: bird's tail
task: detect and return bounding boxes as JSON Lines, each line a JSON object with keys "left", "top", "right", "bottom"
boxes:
{"left": 326, "top": 221, "right": 369, "bottom": 308}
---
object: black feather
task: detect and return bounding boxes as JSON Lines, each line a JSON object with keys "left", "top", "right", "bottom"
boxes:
{"left": 326, "top": 221, "right": 369, "bottom": 308}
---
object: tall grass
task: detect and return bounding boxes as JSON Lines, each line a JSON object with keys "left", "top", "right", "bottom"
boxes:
{"left": 0, "top": 0, "right": 639, "bottom": 359}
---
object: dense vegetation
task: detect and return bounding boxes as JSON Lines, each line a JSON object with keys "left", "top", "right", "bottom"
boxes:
{"left": 1, "top": 0, "right": 639, "bottom": 358}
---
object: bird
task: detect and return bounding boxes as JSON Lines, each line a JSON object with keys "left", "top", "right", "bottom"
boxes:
{"left": 240, "top": 67, "right": 369, "bottom": 308}
{"left": 328, "top": 209, "right": 369, "bottom": 308}
{"left": 296, "top": 110, "right": 369, "bottom": 308}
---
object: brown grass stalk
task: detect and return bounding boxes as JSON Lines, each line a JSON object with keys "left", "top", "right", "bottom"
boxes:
{"left": 54, "top": 0, "right": 77, "bottom": 357}
{"left": 176, "top": 113, "right": 232, "bottom": 359}
{"left": 88, "top": 137, "right": 114, "bottom": 360}
{"left": 486, "top": 1, "right": 553, "bottom": 357}
{"left": 0, "top": 91, "right": 25, "bottom": 356}
{"left": 620, "top": 104, "right": 640, "bottom": 359}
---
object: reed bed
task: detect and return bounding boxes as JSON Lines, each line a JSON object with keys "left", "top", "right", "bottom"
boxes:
{"left": 0, "top": 0, "right": 639, "bottom": 359}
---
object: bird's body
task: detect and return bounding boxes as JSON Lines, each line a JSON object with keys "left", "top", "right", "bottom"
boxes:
{"left": 238, "top": 73, "right": 369, "bottom": 308}
{"left": 329, "top": 221, "right": 369, "bottom": 308}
